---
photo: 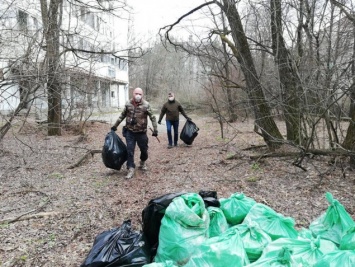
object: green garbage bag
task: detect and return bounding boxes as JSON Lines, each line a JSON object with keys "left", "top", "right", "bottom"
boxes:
{"left": 220, "top": 192, "right": 256, "bottom": 225}
{"left": 246, "top": 247, "right": 297, "bottom": 267}
{"left": 339, "top": 226, "right": 355, "bottom": 250}
{"left": 143, "top": 261, "right": 178, "bottom": 267}
{"left": 207, "top": 206, "right": 229, "bottom": 238}
{"left": 184, "top": 226, "right": 250, "bottom": 267}
{"left": 309, "top": 192, "right": 355, "bottom": 245}
{"left": 243, "top": 203, "right": 298, "bottom": 240}
{"left": 235, "top": 221, "right": 272, "bottom": 262}
{"left": 154, "top": 193, "right": 209, "bottom": 266}
{"left": 297, "top": 227, "right": 315, "bottom": 239}
{"left": 299, "top": 227, "right": 339, "bottom": 251}
{"left": 259, "top": 234, "right": 338, "bottom": 265}
{"left": 313, "top": 250, "right": 355, "bottom": 267}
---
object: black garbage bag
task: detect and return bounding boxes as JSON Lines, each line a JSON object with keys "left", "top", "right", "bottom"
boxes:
{"left": 180, "top": 120, "right": 199, "bottom": 145}
{"left": 141, "top": 192, "right": 184, "bottom": 259}
{"left": 81, "top": 220, "right": 151, "bottom": 267}
{"left": 102, "top": 130, "right": 127, "bottom": 170}
{"left": 199, "top": 190, "right": 220, "bottom": 208}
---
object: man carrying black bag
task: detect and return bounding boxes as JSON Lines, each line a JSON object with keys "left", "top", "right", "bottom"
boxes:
{"left": 158, "top": 92, "right": 191, "bottom": 149}
{"left": 102, "top": 130, "right": 127, "bottom": 171}
{"left": 111, "top": 87, "right": 158, "bottom": 179}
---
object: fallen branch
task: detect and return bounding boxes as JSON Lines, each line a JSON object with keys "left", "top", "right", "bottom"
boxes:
{"left": 251, "top": 149, "right": 354, "bottom": 160}
{"left": 226, "top": 153, "right": 245, "bottom": 160}
{"left": 242, "top": 145, "right": 267, "bottom": 151}
{"left": 89, "top": 119, "right": 108, "bottom": 124}
{"left": 0, "top": 211, "right": 62, "bottom": 224}
{"left": 226, "top": 148, "right": 355, "bottom": 161}
{"left": 67, "top": 149, "right": 102, "bottom": 169}
{"left": 0, "top": 197, "right": 51, "bottom": 224}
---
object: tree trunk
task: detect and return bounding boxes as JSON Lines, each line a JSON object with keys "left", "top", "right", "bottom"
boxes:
{"left": 221, "top": 13, "right": 237, "bottom": 122}
{"left": 342, "top": 27, "right": 355, "bottom": 167}
{"left": 220, "top": 0, "right": 283, "bottom": 149}
{"left": 333, "top": 1, "right": 355, "bottom": 167}
{"left": 40, "top": 0, "right": 63, "bottom": 136}
{"left": 270, "top": 0, "right": 302, "bottom": 144}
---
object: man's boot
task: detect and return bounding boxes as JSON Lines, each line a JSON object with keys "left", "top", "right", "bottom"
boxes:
{"left": 125, "top": 168, "right": 135, "bottom": 179}
{"left": 139, "top": 160, "right": 147, "bottom": 171}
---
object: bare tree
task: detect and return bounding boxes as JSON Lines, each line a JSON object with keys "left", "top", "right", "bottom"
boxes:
{"left": 40, "top": 0, "right": 62, "bottom": 135}
{"left": 129, "top": 39, "right": 205, "bottom": 107}
{"left": 270, "top": 0, "right": 303, "bottom": 144}
{"left": 329, "top": 0, "right": 355, "bottom": 166}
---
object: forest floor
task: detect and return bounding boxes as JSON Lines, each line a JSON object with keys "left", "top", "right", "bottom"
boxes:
{"left": 1, "top": 112, "right": 355, "bottom": 267}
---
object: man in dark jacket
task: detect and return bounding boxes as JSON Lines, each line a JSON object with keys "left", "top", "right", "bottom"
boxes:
{"left": 111, "top": 87, "right": 158, "bottom": 179}
{"left": 158, "top": 92, "right": 191, "bottom": 148}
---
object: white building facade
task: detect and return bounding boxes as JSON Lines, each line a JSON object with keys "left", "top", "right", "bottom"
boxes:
{"left": 0, "top": 0, "right": 129, "bottom": 118}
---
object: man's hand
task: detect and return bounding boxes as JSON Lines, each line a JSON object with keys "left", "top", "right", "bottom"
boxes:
{"left": 158, "top": 121, "right": 161, "bottom": 125}
{"left": 152, "top": 130, "right": 158, "bottom": 137}
{"left": 111, "top": 126, "right": 117, "bottom": 131}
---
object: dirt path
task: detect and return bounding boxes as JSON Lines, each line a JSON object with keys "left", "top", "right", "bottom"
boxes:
{"left": 0, "top": 114, "right": 354, "bottom": 266}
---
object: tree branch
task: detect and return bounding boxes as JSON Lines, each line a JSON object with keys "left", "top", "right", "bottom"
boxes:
{"left": 160, "top": 1, "right": 215, "bottom": 42}
{"left": 1, "top": 196, "right": 51, "bottom": 224}
{"left": 67, "top": 149, "right": 102, "bottom": 169}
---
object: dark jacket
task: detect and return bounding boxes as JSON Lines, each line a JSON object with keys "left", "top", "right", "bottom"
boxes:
{"left": 114, "top": 99, "right": 157, "bottom": 133}
{"left": 158, "top": 100, "right": 188, "bottom": 122}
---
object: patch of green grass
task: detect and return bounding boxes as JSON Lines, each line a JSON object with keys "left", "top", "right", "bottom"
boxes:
{"left": 93, "top": 180, "right": 109, "bottom": 188}
{"left": 215, "top": 136, "right": 223, "bottom": 142}
{"left": 251, "top": 162, "right": 261, "bottom": 171}
{"left": 36, "top": 233, "right": 57, "bottom": 246}
{"left": 0, "top": 223, "right": 9, "bottom": 228}
{"left": 49, "top": 233, "right": 56, "bottom": 241}
{"left": 36, "top": 238, "right": 46, "bottom": 245}
{"left": 19, "top": 255, "right": 28, "bottom": 262}
{"left": 226, "top": 152, "right": 235, "bottom": 158}
{"left": 216, "top": 136, "right": 229, "bottom": 142}
{"left": 246, "top": 176, "right": 260, "bottom": 182}
{"left": 48, "top": 172, "right": 64, "bottom": 179}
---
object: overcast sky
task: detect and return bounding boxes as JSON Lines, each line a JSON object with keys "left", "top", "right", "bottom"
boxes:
{"left": 127, "top": 0, "right": 204, "bottom": 40}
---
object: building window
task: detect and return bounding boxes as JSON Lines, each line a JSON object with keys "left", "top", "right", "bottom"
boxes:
{"left": 87, "top": 12, "right": 95, "bottom": 28}
{"left": 95, "top": 81, "right": 99, "bottom": 96}
{"left": 78, "top": 38, "right": 84, "bottom": 50}
{"left": 111, "top": 91, "right": 115, "bottom": 98}
{"left": 101, "top": 54, "right": 109, "bottom": 63}
{"left": 119, "top": 59, "right": 128, "bottom": 71}
{"left": 32, "top": 17, "right": 38, "bottom": 30}
{"left": 108, "top": 67, "right": 115, "bottom": 78}
{"left": 96, "top": 17, "right": 101, "bottom": 31}
{"left": 80, "top": 6, "right": 86, "bottom": 22}
{"left": 18, "top": 10, "right": 28, "bottom": 31}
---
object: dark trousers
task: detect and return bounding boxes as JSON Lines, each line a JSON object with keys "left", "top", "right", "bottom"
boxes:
{"left": 166, "top": 120, "right": 179, "bottom": 146}
{"left": 125, "top": 130, "right": 148, "bottom": 169}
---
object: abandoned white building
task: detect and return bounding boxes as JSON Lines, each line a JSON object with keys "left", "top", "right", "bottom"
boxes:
{"left": 0, "top": 0, "right": 129, "bottom": 119}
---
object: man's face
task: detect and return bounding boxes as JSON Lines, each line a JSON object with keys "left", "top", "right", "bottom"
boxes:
{"left": 133, "top": 88, "right": 143, "bottom": 102}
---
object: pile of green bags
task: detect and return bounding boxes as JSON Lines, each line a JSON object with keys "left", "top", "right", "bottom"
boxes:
{"left": 142, "top": 192, "right": 355, "bottom": 267}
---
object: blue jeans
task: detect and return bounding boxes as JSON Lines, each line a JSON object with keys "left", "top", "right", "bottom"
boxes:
{"left": 166, "top": 120, "right": 179, "bottom": 146}
{"left": 125, "top": 130, "right": 148, "bottom": 169}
